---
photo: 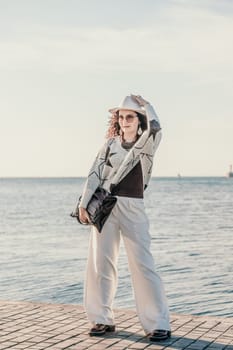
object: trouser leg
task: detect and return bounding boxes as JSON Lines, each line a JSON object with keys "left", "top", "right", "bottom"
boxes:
{"left": 118, "top": 197, "right": 170, "bottom": 334}
{"left": 84, "top": 206, "right": 120, "bottom": 325}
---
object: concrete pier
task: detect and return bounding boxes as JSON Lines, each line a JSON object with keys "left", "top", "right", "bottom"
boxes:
{"left": 0, "top": 300, "right": 232, "bottom": 349}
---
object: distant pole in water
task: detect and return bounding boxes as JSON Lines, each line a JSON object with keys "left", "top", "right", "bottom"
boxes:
{"left": 227, "top": 164, "right": 233, "bottom": 178}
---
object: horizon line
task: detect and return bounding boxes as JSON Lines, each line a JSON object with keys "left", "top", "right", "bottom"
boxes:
{"left": 0, "top": 175, "right": 229, "bottom": 179}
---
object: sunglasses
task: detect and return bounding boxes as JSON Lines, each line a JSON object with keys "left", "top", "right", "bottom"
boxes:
{"left": 118, "top": 114, "right": 137, "bottom": 123}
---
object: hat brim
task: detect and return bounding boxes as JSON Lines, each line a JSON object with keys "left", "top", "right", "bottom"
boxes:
{"left": 108, "top": 107, "right": 146, "bottom": 116}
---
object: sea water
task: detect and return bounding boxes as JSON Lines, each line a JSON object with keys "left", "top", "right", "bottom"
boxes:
{"left": 0, "top": 177, "right": 233, "bottom": 317}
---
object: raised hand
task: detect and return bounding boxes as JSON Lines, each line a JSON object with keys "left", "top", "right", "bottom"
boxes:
{"left": 131, "top": 94, "right": 149, "bottom": 107}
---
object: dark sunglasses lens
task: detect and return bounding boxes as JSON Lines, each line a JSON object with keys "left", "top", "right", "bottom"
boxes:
{"left": 126, "top": 115, "right": 135, "bottom": 122}
{"left": 118, "top": 115, "right": 135, "bottom": 122}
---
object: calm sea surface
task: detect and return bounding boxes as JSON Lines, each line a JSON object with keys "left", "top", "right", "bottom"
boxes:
{"left": 0, "top": 177, "right": 233, "bottom": 317}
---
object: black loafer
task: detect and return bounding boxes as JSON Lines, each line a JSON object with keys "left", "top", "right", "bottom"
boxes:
{"left": 89, "top": 323, "right": 116, "bottom": 336}
{"left": 147, "top": 329, "right": 171, "bottom": 341}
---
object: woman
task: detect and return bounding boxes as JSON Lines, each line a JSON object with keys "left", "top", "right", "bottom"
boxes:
{"left": 74, "top": 94, "right": 171, "bottom": 341}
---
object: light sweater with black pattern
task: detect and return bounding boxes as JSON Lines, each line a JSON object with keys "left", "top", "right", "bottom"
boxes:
{"left": 76, "top": 103, "right": 162, "bottom": 210}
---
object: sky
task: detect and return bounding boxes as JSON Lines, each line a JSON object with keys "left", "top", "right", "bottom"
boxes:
{"left": 0, "top": 0, "right": 233, "bottom": 177}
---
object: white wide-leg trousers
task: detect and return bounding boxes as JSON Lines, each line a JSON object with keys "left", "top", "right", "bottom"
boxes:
{"left": 84, "top": 196, "right": 170, "bottom": 334}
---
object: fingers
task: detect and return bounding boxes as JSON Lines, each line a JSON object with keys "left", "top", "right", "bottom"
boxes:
{"left": 131, "top": 93, "right": 141, "bottom": 101}
{"left": 79, "top": 208, "right": 91, "bottom": 224}
{"left": 85, "top": 212, "right": 91, "bottom": 224}
{"left": 131, "top": 93, "right": 145, "bottom": 102}
{"left": 131, "top": 95, "right": 140, "bottom": 105}
{"left": 80, "top": 214, "right": 89, "bottom": 224}
{"left": 131, "top": 94, "right": 148, "bottom": 107}
{"left": 80, "top": 215, "right": 89, "bottom": 224}
{"left": 131, "top": 93, "right": 142, "bottom": 98}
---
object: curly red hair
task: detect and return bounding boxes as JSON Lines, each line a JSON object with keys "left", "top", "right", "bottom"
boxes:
{"left": 106, "top": 111, "right": 147, "bottom": 139}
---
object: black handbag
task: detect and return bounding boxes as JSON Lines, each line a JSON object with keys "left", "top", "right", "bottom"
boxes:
{"left": 71, "top": 187, "right": 117, "bottom": 233}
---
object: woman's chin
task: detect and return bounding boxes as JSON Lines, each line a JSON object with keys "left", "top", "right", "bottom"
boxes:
{"left": 123, "top": 127, "right": 133, "bottom": 133}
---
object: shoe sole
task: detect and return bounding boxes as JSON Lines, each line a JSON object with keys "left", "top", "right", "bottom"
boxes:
{"left": 89, "top": 326, "right": 116, "bottom": 337}
{"left": 148, "top": 330, "right": 171, "bottom": 341}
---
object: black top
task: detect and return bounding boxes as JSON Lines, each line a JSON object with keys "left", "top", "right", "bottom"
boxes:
{"left": 111, "top": 140, "right": 144, "bottom": 198}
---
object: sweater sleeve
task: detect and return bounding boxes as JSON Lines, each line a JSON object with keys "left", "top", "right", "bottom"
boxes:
{"left": 133, "top": 102, "right": 161, "bottom": 149}
{"left": 75, "top": 141, "right": 109, "bottom": 210}
{"left": 144, "top": 103, "right": 161, "bottom": 134}
{"left": 144, "top": 103, "right": 162, "bottom": 154}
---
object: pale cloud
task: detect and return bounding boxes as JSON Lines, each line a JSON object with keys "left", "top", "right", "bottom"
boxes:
{"left": 0, "top": 4, "right": 232, "bottom": 76}
{"left": 0, "top": 0, "right": 232, "bottom": 176}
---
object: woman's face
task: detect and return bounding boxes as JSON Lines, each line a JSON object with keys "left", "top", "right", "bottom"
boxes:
{"left": 118, "top": 109, "right": 139, "bottom": 136}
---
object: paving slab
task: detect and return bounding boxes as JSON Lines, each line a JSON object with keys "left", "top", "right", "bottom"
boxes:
{"left": 0, "top": 301, "right": 232, "bottom": 349}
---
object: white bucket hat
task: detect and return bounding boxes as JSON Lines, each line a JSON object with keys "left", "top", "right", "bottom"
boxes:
{"left": 109, "top": 95, "right": 146, "bottom": 116}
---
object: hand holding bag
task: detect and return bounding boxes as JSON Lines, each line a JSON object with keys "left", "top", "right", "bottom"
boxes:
{"left": 71, "top": 136, "right": 136, "bottom": 233}
{"left": 71, "top": 187, "right": 117, "bottom": 233}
